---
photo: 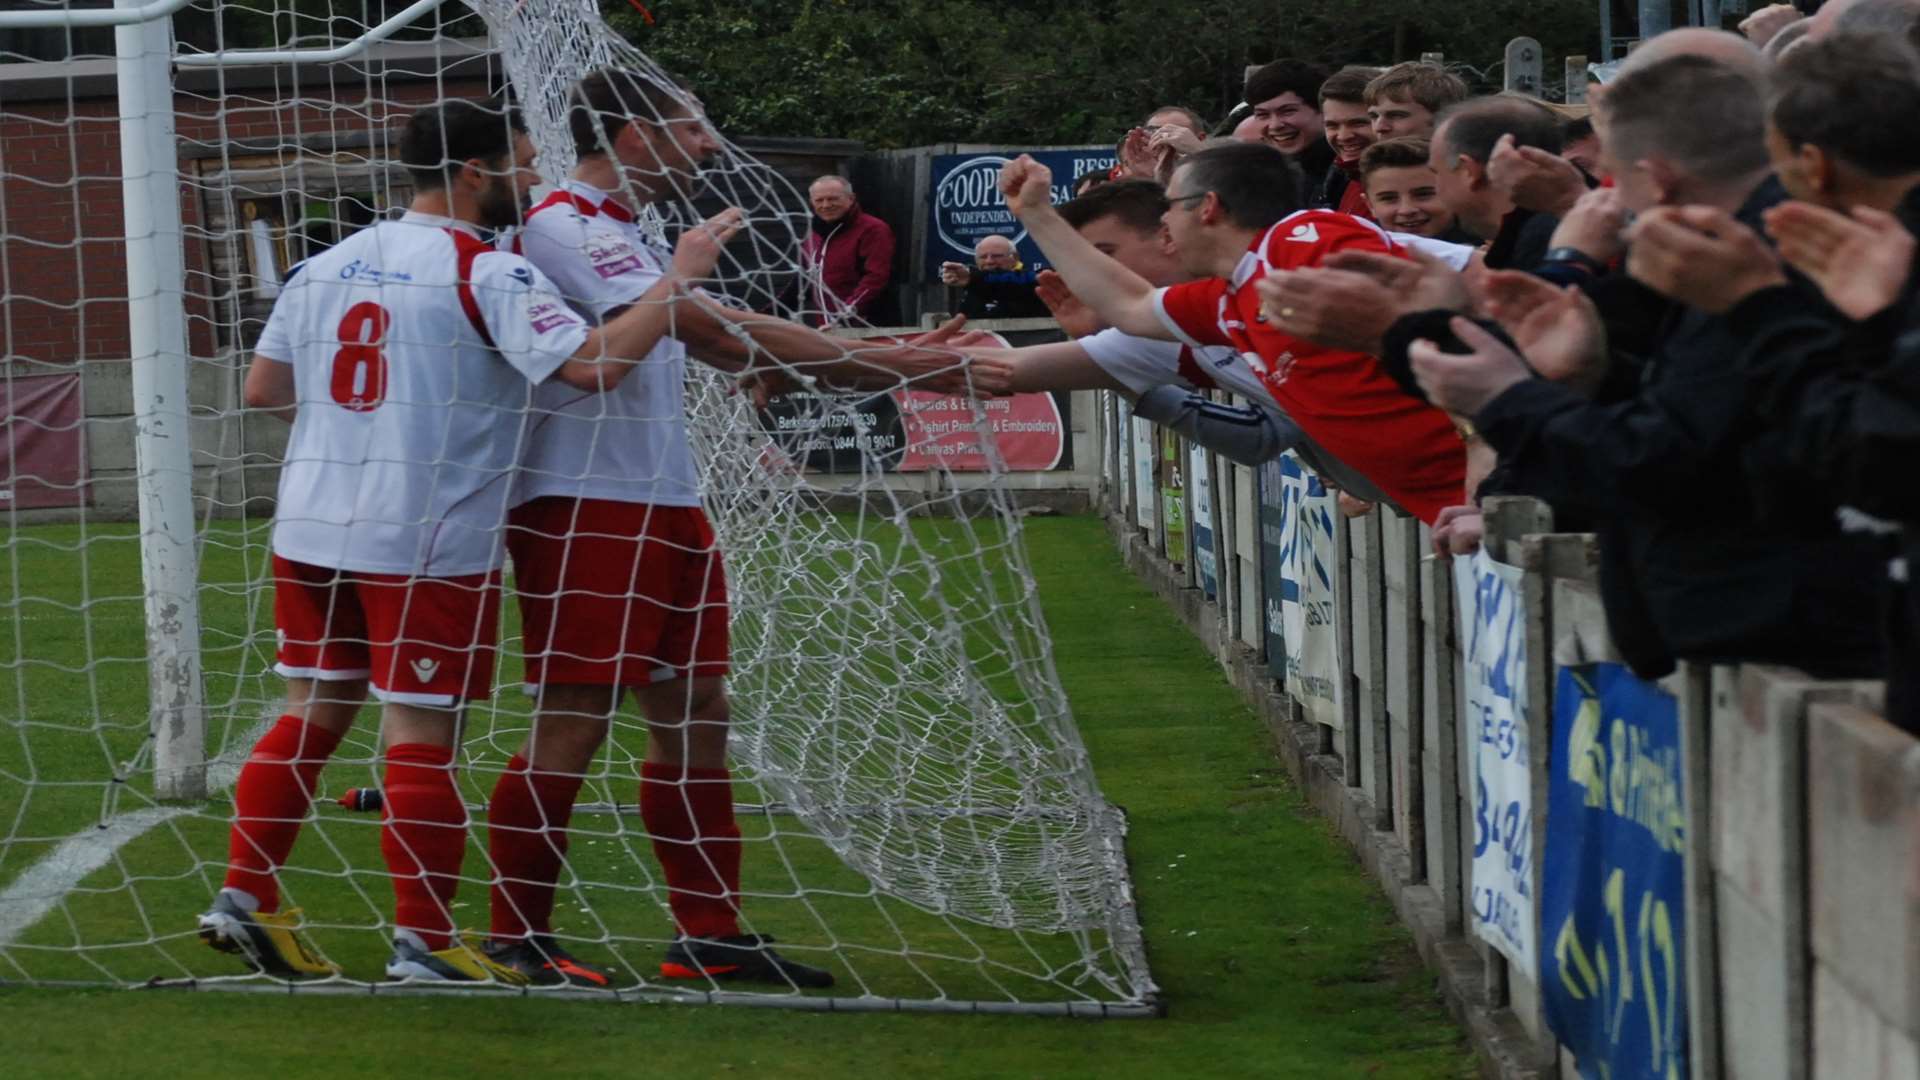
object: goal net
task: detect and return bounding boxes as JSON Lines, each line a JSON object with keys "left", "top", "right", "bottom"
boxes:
{"left": 0, "top": 0, "right": 1155, "bottom": 1014}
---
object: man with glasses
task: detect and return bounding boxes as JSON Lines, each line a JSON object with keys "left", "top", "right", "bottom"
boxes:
{"left": 998, "top": 141, "right": 1467, "bottom": 524}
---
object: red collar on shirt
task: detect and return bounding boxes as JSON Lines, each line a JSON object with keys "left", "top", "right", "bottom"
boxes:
{"left": 528, "top": 186, "right": 638, "bottom": 223}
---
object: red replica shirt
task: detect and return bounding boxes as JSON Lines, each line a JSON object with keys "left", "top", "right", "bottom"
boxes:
{"left": 1152, "top": 210, "right": 1466, "bottom": 523}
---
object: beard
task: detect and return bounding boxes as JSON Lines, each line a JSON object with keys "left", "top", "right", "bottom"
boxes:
{"left": 476, "top": 174, "right": 526, "bottom": 231}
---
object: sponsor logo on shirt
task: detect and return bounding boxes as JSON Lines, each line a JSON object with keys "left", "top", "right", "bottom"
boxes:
{"left": 508, "top": 266, "right": 534, "bottom": 286}
{"left": 587, "top": 240, "right": 648, "bottom": 279}
{"left": 528, "top": 300, "right": 582, "bottom": 335}
{"left": 1270, "top": 350, "right": 1298, "bottom": 384}
{"left": 337, "top": 259, "right": 414, "bottom": 283}
{"left": 1286, "top": 222, "right": 1320, "bottom": 244}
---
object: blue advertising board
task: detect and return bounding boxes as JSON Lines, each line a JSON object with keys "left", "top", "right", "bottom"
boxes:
{"left": 1540, "top": 663, "right": 1688, "bottom": 1080}
{"left": 925, "top": 149, "right": 1116, "bottom": 280}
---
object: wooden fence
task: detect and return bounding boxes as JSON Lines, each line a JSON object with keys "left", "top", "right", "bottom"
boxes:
{"left": 1089, "top": 390, "right": 1919, "bottom": 1080}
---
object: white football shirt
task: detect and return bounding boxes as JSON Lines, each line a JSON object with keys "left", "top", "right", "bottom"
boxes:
{"left": 258, "top": 212, "right": 590, "bottom": 576}
{"left": 510, "top": 180, "right": 701, "bottom": 508}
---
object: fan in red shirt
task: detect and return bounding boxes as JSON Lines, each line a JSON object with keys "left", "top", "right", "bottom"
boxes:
{"left": 997, "top": 142, "right": 1466, "bottom": 523}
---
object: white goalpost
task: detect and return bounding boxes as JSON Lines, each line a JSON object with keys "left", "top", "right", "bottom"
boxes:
{"left": 0, "top": 0, "right": 1156, "bottom": 1014}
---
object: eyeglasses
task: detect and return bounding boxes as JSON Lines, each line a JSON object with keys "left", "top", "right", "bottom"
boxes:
{"left": 1166, "top": 192, "right": 1208, "bottom": 209}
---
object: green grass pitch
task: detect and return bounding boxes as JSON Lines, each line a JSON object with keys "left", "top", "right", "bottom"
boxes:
{"left": 0, "top": 515, "right": 1471, "bottom": 1078}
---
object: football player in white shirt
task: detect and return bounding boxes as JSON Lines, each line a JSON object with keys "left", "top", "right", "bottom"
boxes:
{"left": 196, "top": 100, "right": 744, "bottom": 985}
{"left": 483, "top": 69, "right": 1005, "bottom": 990}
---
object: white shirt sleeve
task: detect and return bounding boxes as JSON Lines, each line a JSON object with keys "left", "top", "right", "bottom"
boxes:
{"left": 1386, "top": 232, "right": 1476, "bottom": 271}
{"left": 465, "top": 249, "right": 591, "bottom": 385}
{"left": 516, "top": 211, "right": 665, "bottom": 323}
{"left": 1078, "top": 328, "right": 1192, "bottom": 396}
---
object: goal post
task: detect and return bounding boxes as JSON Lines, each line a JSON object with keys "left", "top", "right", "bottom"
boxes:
{"left": 0, "top": 0, "right": 1157, "bottom": 1014}
{"left": 115, "top": 0, "right": 207, "bottom": 802}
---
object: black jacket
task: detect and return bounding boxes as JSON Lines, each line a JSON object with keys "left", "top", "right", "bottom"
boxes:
{"left": 955, "top": 266, "right": 1050, "bottom": 320}
{"left": 1725, "top": 184, "right": 1920, "bottom": 727}
{"left": 1472, "top": 176, "right": 1888, "bottom": 681}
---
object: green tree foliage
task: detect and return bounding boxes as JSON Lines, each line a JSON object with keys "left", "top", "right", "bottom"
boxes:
{"left": 607, "top": 0, "right": 1597, "bottom": 147}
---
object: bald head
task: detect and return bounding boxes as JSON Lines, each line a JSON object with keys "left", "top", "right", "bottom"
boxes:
{"left": 1820, "top": 0, "right": 1920, "bottom": 39}
{"left": 1619, "top": 28, "right": 1767, "bottom": 83}
{"left": 974, "top": 234, "right": 1018, "bottom": 270}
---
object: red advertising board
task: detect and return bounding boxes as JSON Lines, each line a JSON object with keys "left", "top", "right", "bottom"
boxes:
{"left": 757, "top": 330, "right": 1070, "bottom": 473}
{"left": 0, "top": 371, "right": 87, "bottom": 509}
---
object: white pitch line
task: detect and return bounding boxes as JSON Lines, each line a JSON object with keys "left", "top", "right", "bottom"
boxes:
{"left": 0, "top": 711, "right": 276, "bottom": 947}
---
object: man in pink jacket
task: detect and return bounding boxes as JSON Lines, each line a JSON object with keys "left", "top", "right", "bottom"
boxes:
{"left": 801, "top": 175, "right": 896, "bottom": 326}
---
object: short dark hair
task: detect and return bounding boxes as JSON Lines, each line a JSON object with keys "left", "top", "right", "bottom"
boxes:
{"left": 1602, "top": 55, "right": 1769, "bottom": 184}
{"left": 1245, "top": 59, "right": 1331, "bottom": 110}
{"left": 1170, "top": 141, "right": 1301, "bottom": 231}
{"left": 1772, "top": 33, "right": 1920, "bottom": 177}
{"left": 1434, "top": 95, "right": 1564, "bottom": 165}
{"left": 1357, "top": 137, "right": 1434, "bottom": 183}
{"left": 1073, "top": 170, "right": 1114, "bottom": 196}
{"left": 1366, "top": 62, "right": 1470, "bottom": 112}
{"left": 399, "top": 99, "right": 524, "bottom": 191}
{"left": 1319, "top": 66, "right": 1382, "bottom": 107}
{"left": 1058, "top": 179, "right": 1168, "bottom": 233}
{"left": 1144, "top": 105, "right": 1207, "bottom": 133}
{"left": 569, "top": 67, "right": 694, "bottom": 160}
{"left": 1563, "top": 116, "right": 1595, "bottom": 145}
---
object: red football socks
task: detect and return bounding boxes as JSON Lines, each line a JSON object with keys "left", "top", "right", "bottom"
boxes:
{"left": 381, "top": 742, "right": 467, "bottom": 952}
{"left": 486, "top": 754, "right": 586, "bottom": 940}
{"left": 640, "top": 762, "right": 742, "bottom": 940}
{"left": 223, "top": 714, "right": 345, "bottom": 913}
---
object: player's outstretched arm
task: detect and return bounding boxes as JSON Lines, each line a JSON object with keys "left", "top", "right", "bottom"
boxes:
{"left": 1000, "top": 155, "right": 1167, "bottom": 341}
{"left": 675, "top": 300, "right": 1008, "bottom": 397}
{"left": 552, "top": 209, "right": 746, "bottom": 393}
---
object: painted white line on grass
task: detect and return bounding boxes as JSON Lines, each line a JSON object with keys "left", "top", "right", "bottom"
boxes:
{"left": 0, "top": 807, "right": 193, "bottom": 944}
{"left": 0, "top": 711, "right": 276, "bottom": 947}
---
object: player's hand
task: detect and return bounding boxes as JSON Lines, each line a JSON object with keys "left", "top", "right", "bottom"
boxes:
{"left": 671, "top": 207, "right": 746, "bottom": 281}
{"left": 1035, "top": 269, "right": 1104, "bottom": 337}
{"left": 1738, "top": 2, "right": 1802, "bottom": 47}
{"left": 1486, "top": 134, "right": 1586, "bottom": 217}
{"left": 1764, "top": 202, "right": 1917, "bottom": 320}
{"left": 1324, "top": 248, "right": 1472, "bottom": 313}
{"left": 1477, "top": 271, "right": 1607, "bottom": 392}
{"left": 1410, "top": 317, "right": 1533, "bottom": 416}
{"left": 1336, "top": 492, "right": 1375, "bottom": 519}
{"left": 1625, "top": 205, "right": 1786, "bottom": 314}
{"left": 1257, "top": 267, "right": 1402, "bottom": 354}
{"left": 1431, "top": 504, "right": 1484, "bottom": 558}
{"left": 1548, "top": 187, "right": 1629, "bottom": 265}
{"left": 737, "top": 367, "right": 800, "bottom": 409}
{"left": 939, "top": 261, "right": 973, "bottom": 287}
{"left": 999, "top": 155, "right": 1055, "bottom": 219}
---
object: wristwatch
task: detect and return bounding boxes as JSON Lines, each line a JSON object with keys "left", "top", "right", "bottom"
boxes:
{"left": 1542, "top": 246, "right": 1609, "bottom": 276}
{"left": 1454, "top": 418, "right": 1482, "bottom": 444}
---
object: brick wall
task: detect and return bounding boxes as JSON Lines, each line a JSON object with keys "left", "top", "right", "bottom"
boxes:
{"left": 1, "top": 77, "right": 488, "bottom": 371}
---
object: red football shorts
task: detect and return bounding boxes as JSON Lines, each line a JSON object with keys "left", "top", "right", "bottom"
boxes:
{"left": 507, "top": 497, "right": 731, "bottom": 689}
{"left": 272, "top": 555, "right": 503, "bottom": 706}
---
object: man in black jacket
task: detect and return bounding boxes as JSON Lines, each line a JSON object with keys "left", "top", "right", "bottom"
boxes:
{"left": 939, "top": 234, "right": 1050, "bottom": 319}
{"left": 1410, "top": 52, "right": 1889, "bottom": 683}
{"left": 1605, "top": 32, "right": 1920, "bottom": 723}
